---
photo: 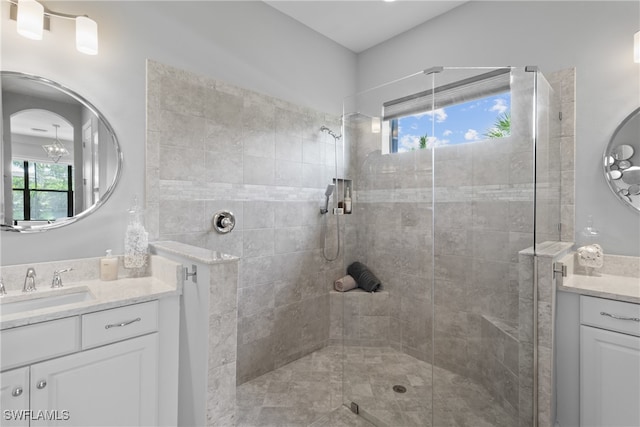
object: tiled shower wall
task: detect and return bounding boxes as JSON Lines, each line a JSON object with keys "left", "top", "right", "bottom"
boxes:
{"left": 145, "top": 60, "right": 344, "bottom": 384}
{"left": 346, "top": 70, "right": 542, "bottom": 372}
{"left": 547, "top": 68, "right": 576, "bottom": 242}
{"left": 344, "top": 68, "right": 575, "bottom": 424}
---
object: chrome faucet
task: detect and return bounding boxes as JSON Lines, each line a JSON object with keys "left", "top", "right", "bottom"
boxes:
{"left": 23, "top": 267, "right": 37, "bottom": 292}
{"left": 51, "top": 268, "right": 73, "bottom": 289}
{"left": 0, "top": 277, "right": 6, "bottom": 296}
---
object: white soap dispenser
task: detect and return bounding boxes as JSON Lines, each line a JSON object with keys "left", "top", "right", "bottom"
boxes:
{"left": 100, "top": 249, "right": 118, "bottom": 281}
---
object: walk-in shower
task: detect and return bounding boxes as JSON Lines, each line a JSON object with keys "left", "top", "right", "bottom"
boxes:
{"left": 336, "top": 66, "right": 561, "bottom": 427}
{"left": 232, "top": 65, "right": 561, "bottom": 427}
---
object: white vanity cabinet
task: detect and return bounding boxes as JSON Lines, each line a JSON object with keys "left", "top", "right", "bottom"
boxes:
{"left": 1, "top": 367, "right": 30, "bottom": 427}
{"left": 30, "top": 333, "right": 157, "bottom": 426}
{"left": 580, "top": 296, "right": 640, "bottom": 427}
{"left": 0, "top": 301, "right": 160, "bottom": 427}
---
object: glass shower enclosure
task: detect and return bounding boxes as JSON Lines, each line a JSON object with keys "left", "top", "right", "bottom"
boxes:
{"left": 337, "top": 66, "right": 561, "bottom": 427}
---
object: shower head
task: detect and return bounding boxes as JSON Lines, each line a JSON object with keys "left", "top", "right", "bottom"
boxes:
{"left": 321, "top": 184, "right": 335, "bottom": 214}
{"left": 320, "top": 125, "right": 341, "bottom": 140}
{"left": 325, "top": 184, "right": 335, "bottom": 197}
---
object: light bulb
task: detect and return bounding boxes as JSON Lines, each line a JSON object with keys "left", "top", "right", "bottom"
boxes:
{"left": 76, "top": 16, "right": 98, "bottom": 55}
{"left": 16, "top": 0, "right": 44, "bottom": 40}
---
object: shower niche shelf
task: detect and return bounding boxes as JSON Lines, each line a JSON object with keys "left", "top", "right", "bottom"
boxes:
{"left": 332, "top": 178, "right": 353, "bottom": 215}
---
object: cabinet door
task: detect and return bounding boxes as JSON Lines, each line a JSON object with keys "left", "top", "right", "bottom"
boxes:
{"left": 581, "top": 325, "right": 640, "bottom": 427}
{"left": 30, "top": 333, "right": 158, "bottom": 427}
{"left": 0, "top": 367, "right": 30, "bottom": 427}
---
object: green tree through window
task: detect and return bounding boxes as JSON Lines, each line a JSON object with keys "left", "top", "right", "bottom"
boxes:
{"left": 12, "top": 160, "right": 73, "bottom": 222}
{"left": 484, "top": 112, "right": 511, "bottom": 138}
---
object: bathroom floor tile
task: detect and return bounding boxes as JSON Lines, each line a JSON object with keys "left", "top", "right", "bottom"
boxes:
{"left": 236, "top": 345, "right": 517, "bottom": 427}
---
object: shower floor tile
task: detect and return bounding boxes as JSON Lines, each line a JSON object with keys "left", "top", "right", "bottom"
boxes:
{"left": 235, "top": 345, "right": 517, "bottom": 427}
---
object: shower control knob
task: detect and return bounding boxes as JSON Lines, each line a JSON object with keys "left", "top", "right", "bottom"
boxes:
{"left": 212, "top": 211, "right": 236, "bottom": 234}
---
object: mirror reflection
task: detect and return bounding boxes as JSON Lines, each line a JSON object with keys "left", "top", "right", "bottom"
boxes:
{"left": 604, "top": 107, "right": 640, "bottom": 211}
{"left": 1, "top": 72, "right": 121, "bottom": 231}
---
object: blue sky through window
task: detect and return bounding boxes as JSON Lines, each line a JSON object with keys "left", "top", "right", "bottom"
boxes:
{"left": 394, "top": 92, "right": 511, "bottom": 152}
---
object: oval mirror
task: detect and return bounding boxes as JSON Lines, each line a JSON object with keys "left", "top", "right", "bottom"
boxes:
{"left": 603, "top": 107, "right": 640, "bottom": 212}
{"left": 1, "top": 71, "right": 122, "bottom": 232}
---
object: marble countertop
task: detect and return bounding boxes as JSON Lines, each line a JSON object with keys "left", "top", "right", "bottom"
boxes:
{"left": 559, "top": 273, "right": 640, "bottom": 304}
{"left": 1, "top": 275, "right": 181, "bottom": 330}
{"left": 151, "top": 241, "right": 239, "bottom": 265}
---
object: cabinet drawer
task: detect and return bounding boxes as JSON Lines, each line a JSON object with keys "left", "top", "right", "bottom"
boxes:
{"left": 1, "top": 317, "right": 80, "bottom": 371}
{"left": 581, "top": 296, "right": 640, "bottom": 337}
{"left": 82, "top": 301, "right": 158, "bottom": 349}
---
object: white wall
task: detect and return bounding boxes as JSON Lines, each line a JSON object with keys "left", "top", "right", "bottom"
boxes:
{"left": 357, "top": 1, "right": 640, "bottom": 256}
{"left": 1, "top": 1, "right": 356, "bottom": 265}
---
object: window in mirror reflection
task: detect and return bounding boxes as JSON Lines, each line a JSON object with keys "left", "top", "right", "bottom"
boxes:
{"left": 387, "top": 91, "right": 511, "bottom": 153}
{"left": 12, "top": 160, "right": 74, "bottom": 223}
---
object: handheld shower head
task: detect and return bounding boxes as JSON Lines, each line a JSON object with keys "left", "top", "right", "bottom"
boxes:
{"left": 325, "top": 184, "right": 335, "bottom": 197}
{"left": 321, "top": 184, "right": 335, "bottom": 214}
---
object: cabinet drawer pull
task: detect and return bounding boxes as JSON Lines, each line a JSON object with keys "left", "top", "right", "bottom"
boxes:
{"left": 600, "top": 311, "right": 640, "bottom": 322}
{"left": 12, "top": 387, "right": 23, "bottom": 397}
{"left": 105, "top": 317, "right": 141, "bottom": 329}
{"left": 36, "top": 380, "right": 47, "bottom": 389}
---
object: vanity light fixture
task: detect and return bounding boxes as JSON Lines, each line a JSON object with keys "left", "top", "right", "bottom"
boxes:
{"left": 634, "top": 31, "right": 640, "bottom": 63}
{"left": 10, "top": 0, "right": 98, "bottom": 55}
{"left": 16, "top": 0, "right": 43, "bottom": 40}
{"left": 75, "top": 15, "right": 98, "bottom": 55}
{"left": 42, "top": 124, "right": 69, "bottom": 163}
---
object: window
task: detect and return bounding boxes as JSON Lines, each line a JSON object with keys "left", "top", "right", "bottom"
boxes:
{"left": 383, "top": 68, "right": 512, "bottom": 153}
{"left": 12, "top": 160, "right": 74, "bottom": 222}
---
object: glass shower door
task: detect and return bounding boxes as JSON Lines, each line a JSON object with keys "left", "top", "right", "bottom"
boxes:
{"left": 430, "top": 67, "right": 560, "bottom": 427}
{"left": 428, "top": 67, "right": 530, "bottom": 427}
{"left": 339, "top": 66, "right": 560, "bottom": 427}
{"left": 340, "top": 70, "right": 435, "bottom": 426}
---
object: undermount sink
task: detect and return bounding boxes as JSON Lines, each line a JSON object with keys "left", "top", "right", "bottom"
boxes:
{"left": 0, "top": 287, "right": 95, "bottom": 315}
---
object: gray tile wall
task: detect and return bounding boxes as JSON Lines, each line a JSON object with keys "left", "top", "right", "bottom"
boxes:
{"left": 523, "top": 69, "right": 575, "bottom": 427}
{"left": 546, "top": 68, "right": 576, "bottom": 243}
{"left": 342, "top": 117, "right": 434, "bottom": 361}
{"left": 207, "top": 261, "right": 239, "bottom": 426}
{"left": 146, "top": 60, "right": 344, "bottom": 385}
{"left": 520, "top": 242, "right": 574, "bottom": 427}
{"left": 479, "top": 316, "right": 521, "bottom": 415}
{"left": 329, "top": 289, "right": 391, "bottom": 347}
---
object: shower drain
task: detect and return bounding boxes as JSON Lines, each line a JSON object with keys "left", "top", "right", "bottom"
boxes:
{"left": 392, "top": 385, "right": 407, "bottom": 393}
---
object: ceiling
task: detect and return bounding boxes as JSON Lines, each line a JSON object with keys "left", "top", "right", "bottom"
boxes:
{"left": 4, "top": 78, "right": 75, "bottom": 141}
{"left": 264, "top": 1, "right": 467, "bottom": 53}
